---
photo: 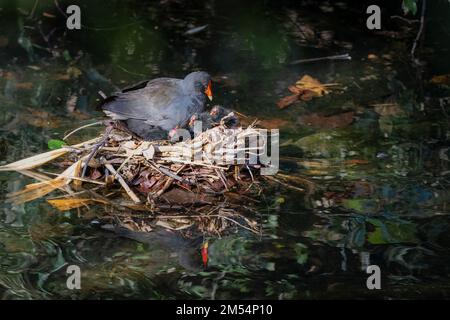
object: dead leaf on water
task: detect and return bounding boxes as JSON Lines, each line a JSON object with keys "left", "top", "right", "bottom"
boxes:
{"left": 15, "top": 82, "right": 33, "bottom": 90}
{"left": 430, "top": 74, "right": 450, "bottom": 86}
{"left": 258, "top": 118, "right": 291, "bottom": 129}
{"left": 297, "top": 111, "right": 354, "bottom": 129}
{"left": 295, "top": 75, "right": 330, "bottom": 96}
{"left": 277, "top": 94, "right": 299, "bottom": 109}
{"left": 47, "top": 198, "right": 108, "bottom": 211}
{"left": 278, "top": 74, "right": 337, "bottom": 109}
{"left": 43, "top": 12, "right": 56, "bottom": 18}
{"left": 344, "top": 159, "right": 370, "bottom": 165}
{"left": 7, "top": 178, "right": 68, "bottom": 204}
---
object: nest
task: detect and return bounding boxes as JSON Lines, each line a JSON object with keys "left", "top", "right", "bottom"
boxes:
{"left": 0, "top": 116, "right": 274, "bottom": 236}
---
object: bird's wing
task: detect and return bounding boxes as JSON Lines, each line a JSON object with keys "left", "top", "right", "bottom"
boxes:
{"left": 101, "top": 78, "right": 183, "bottom": 122}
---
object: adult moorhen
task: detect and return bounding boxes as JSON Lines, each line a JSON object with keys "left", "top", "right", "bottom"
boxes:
{"left": 101, "top": 71, "right": 213, "bottom": 140}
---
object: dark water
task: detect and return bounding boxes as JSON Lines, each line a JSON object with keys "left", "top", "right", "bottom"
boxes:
{"left": 1, "top": 0, "right": 450, "bottom": 299}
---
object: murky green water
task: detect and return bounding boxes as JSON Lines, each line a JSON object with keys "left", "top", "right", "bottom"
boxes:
{"left": 1, "top": 0, "right": 450, "bottom": 299}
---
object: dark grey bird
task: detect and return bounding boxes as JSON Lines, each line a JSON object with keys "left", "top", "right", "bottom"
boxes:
{"left": 101, "top": 71, "right": 213, "bottom": 140}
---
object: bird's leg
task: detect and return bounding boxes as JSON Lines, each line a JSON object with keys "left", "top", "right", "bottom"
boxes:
{"left": 81, "top": 124, "right": 113, "bottom": 178}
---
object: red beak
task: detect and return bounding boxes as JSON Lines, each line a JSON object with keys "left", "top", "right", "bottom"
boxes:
{"left": 204, "top": 80, "right": 213, "bottom": 101}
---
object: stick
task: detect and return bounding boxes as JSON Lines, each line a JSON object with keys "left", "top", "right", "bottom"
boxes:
{"left": 220, "top": 215, "right": 259, "bottom": 234}
{"left": 104, "top": 163, "right": 141, "bottom": 204}
{"left": 81, "top": 126, "right": 113, "bottom": 177}
{"left": 411, "top": 0, "right": 427, "bottom": 62}
{"left": 149, "top": 161, "right": 187, "bottom": 183}
{"left": 263, "top": 175, "right": 305, "bottom": 193}
{"left": 290, "top": 53, "right": 351, "bottom": 65}
{"left": 63, "top": 121, "right": 103, "bottom": 140}
{"left": 390, "top": 15, "right": 420, "bottom": 24}
{"left": 98, "top": 91, "right": 107, "bottom": 99}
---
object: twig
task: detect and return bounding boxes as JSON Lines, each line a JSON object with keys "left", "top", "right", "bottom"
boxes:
{"left": 290, "top": 53, "right": 351, "bottom": 65}
{"left": 154, "top": 213, "right": 258, "bottom": 234}
{"left": 104, "top": 162, "right": 141, "bottom": 204}
{"left": 155, "top": 177, "right": 174, "bottom": 198}
{"left": 220, "top": 215, "right": 259, "bottom": 234}
{"left": 411, "top": 0, "right": 427, "bottom": 62}
{"left": 28, "top": 0, "right": 39, "bottom": 19}
{"left": 215, "top": 169, "right": 229, "bottom": 191}
{"left": 63, "top": 121, "right": 103, "bottom": 140}
{"left": 149, "top": 161, "right": 187, "bottom": 183}
{"left": 263, "top": 175, "right": 305, "bottom": 193}
{"left": 98, "top": 91, "right": 107, "bottom": 99}
{"left": 81, "top": 126, "right": 112, "bottom": 177}
{"left": 390, "top": 15, "right": 420, "bottom": 24}
{"left": 66, "top": 176, "right": 106, "bottom": 185}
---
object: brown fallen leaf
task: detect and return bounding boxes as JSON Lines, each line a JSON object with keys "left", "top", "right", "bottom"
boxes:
{"left": 43, "top": 12, "right": 56, "bottom": 18}
{"left": 277, "top": 94, "right": 299, "bottom": 109}
{"left": 73, "top": 160, "right": 83, "bottom": 188}
{"left": 297, "top": 111, "right": 354, "bottom": 129}
{"left": 7, "top": 178, "right": 68, "bottom": 204}
{"left": 344, "top": 159, "right": 370, "bottom": 165}
{"left": 288, "top": 85, "right": 302, "bottom": 94}
{"left": 295, "top": 74, "right": 329, "bottom": 96}
{"left": 300, "top": 90, "right": 315, "bottom": 101}
{"left": 15, "top": 82, "right": 33, "bottom": 90}
{"left": 47, "top": 198, "right": 105, "bottom": 211}
{"left": 258, "top": 118, "right": 291, "bottom": 129}
{"left": 430, "top": 74, "right": 450, "bottom": 86}
{"left": 278, "top": 74, "right": 336, "bottom": 109}
{"left": 1, "top": 71, "right": 15, "bottom": 80}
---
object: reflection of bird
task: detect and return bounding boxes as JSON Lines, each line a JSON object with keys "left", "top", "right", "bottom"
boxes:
{"left": 101, "top": 71, "right": 213, "bottom": 140}
{"left": 103, "top": 225, "right": 203, "bottom": 271}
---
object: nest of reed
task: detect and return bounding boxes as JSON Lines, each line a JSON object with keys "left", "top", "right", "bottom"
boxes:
{"left": 0, "top": 114, "right": 277, "bottom": 236}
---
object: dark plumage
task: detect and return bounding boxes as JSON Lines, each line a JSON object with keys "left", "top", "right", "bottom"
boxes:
{"left": 187, "top": 105, "right": 239, "bottom": 134}
{"left": 101, "top": 71, "right": 212, "bottom": 140}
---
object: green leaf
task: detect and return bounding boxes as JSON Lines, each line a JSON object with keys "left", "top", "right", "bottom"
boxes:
{"left": 294, "top": 243, "right": 308, "bottom": 265}
{"left": 342, "top": 198, "right": 377, "bottom": 214}
{"left": 402, "top": 0, "right": 418, "bottom": 15}
{"left": 48, "top": 139, "right": 66, "bottom": 150}
{"left": 63, "top": 50, "right": 72, "bottom": 61}
{"left": 367, "top": 218, "right": 418, "bottom": 245}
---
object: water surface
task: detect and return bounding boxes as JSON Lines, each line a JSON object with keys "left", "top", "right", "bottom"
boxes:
{"left": 1, "top": 0, "right": 450, "bottom": 299}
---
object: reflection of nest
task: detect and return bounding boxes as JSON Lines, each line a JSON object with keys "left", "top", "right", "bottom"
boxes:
{"left": 1, "top": 117, "right": 272, "bottom": 235}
